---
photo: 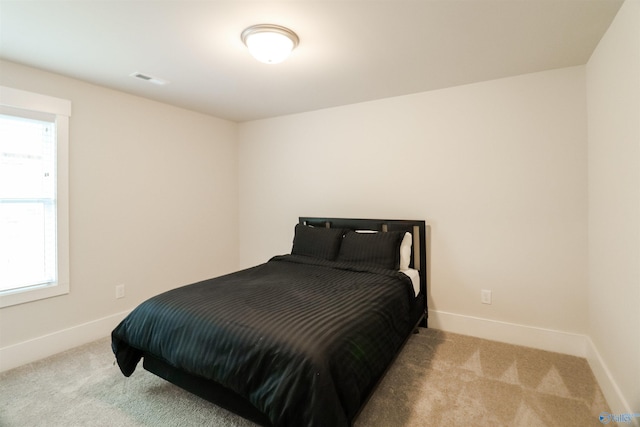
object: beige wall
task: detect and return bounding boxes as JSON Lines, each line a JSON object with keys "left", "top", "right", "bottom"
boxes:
{"left": 0, "top": 60, "right": 239, "bottom": 351}
{"left": 238, "top": 66, "right": 588, "bottom": 335}
{"left": 586, "top": 0, "right": 640, "bottom": 414}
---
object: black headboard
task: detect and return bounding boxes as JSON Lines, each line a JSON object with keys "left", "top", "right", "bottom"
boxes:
{"left": 299, "top": 217, "right": 427, "bottom": 325}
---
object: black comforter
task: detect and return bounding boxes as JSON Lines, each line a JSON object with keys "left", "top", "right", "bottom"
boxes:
{"left": 112, "top": 255, "right": 416, "bottom": 427}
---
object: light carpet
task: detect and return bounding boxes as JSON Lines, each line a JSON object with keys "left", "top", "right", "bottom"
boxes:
{"left": 0, "top": 329, "right": 608, "bottom": 426}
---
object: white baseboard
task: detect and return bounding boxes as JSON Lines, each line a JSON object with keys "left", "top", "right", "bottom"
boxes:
{"left": 0, "top": 309, "right": 132, "bottom": 373}
{"left": 428, "top": 309, "right": 587, "bottom": 357}
{"left": 586, "top": 336, "right": 640, "bottom": 427}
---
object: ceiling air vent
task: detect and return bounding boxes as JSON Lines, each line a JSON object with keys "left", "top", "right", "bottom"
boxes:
{"left": 130, "top": 72, "right": 169, "bottom": 86}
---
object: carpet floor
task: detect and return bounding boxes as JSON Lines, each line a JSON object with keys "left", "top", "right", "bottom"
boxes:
{"left": 0, "top": 328, "right": 608, "bottom": 426}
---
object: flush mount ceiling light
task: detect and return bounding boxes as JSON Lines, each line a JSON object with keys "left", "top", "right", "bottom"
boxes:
{"left": 241, "top": 24, "right": 299, "bottom": 64}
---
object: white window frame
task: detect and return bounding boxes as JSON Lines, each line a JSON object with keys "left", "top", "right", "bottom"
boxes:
{"left": 0, "top": 86, "right": 71, "bottom": 307}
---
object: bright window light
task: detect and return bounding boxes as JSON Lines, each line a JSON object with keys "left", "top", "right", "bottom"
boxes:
{"left": 0, "top": 86, "right": 70, "bottom": 307}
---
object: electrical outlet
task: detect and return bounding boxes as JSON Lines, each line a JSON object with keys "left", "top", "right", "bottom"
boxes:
{"left": 115, "top": 284, "right": 125, "bottom": 299}
{"left": 481, "top": 289, "right": 492, "bottom": 304}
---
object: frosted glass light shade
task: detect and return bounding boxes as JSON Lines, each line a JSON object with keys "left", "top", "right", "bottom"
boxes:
{"left": 241, "top": 24, "right": 299, "bottom": 64}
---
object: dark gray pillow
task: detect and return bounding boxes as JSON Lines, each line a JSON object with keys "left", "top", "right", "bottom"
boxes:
{"left": 291, "top": 224, "right": 345, "bottom": 260}
{"left": 337, "top": 231, "right": 405, "bottom": 269}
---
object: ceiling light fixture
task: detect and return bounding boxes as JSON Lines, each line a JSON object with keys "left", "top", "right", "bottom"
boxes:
{"left": 241, "top": 24, "right": 299, "bottom": 64}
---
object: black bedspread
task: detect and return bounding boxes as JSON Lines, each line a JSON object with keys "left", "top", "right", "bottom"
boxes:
{"left": 112, "top": 255, "right": 417, "bottom": 427}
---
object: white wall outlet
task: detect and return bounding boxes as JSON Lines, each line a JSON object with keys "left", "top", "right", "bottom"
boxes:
{"left": 481, "top": 289, "right": 492, "bottom": 304}
{"left": 115, "top": 284, "right": 125, "bottom": 299}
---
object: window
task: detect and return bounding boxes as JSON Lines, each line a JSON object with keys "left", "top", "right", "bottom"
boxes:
{"left": 0, "top": 86, "right": 70, "bottom": 307}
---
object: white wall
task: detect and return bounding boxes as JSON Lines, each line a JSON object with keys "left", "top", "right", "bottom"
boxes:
{"left": 0, "top": 60, "right": 239, "bottom": 370}
{"left": 239, "top": 67, "right": 588, "bottom": 349}
{"left": 586, "top": 0, "right": 640, "bottom": 416}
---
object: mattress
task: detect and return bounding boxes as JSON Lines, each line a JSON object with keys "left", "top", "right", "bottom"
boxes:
{"left": 401, "top": 268, "right": 420, "bottom": 296}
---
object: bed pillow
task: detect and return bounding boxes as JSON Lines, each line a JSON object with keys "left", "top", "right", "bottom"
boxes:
{"left": 291, "top": 224, "right": 345, "bottom": 260}
{"left": 399, "top": 232, "right": 412, "bottom": 270}
{"left": 337, "top": 230, "right": 405, "bottom": 269}
{"left": 354, "top": 230, "right": 413, "bottom": 270}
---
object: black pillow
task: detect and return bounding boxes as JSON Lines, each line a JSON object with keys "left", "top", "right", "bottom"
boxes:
{"left": 291, "top": 224, "right": 345, "bottom": 260}
{"left": 337, "top": 231, "right": 405, "bottom": 269}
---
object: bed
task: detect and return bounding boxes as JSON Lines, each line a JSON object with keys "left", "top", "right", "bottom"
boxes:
{"left": 112, "top": 217, "right": 427, "bottom": 426}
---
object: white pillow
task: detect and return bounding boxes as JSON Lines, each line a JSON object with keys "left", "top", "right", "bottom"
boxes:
{"left": 399, "top": 232, "right": 412, "bottom": 270}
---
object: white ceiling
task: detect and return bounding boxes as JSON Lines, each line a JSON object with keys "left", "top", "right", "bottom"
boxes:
{"left": 0, "top": 0, "right": 623, "bottom": 122}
